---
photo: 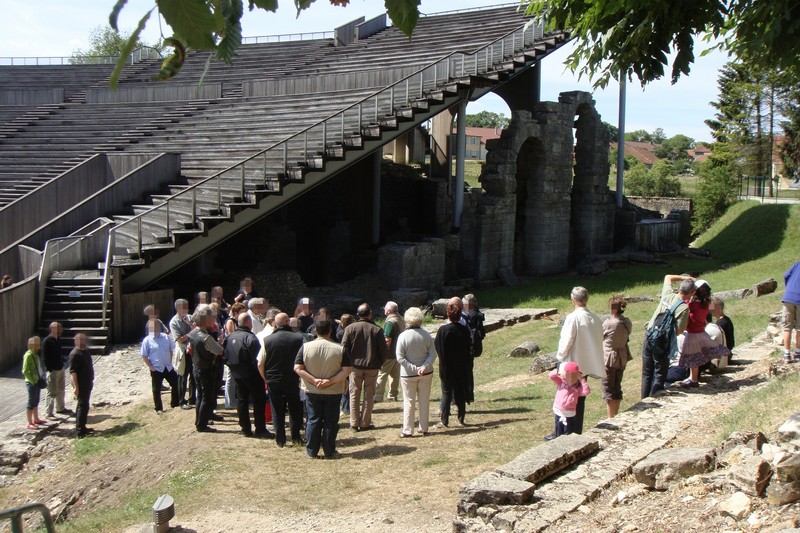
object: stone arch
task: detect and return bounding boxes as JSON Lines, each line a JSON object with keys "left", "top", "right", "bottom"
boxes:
{"left": 466, "top": 91, "right": 614, "bottom": 281}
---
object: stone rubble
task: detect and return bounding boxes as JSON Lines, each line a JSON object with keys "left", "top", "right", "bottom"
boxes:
{"left": 454, "top": 332, "right": 800, "bottom": 532}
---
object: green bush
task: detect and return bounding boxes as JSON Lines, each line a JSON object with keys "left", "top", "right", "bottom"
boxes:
{"left": 625, "top": 160, "right": 682, "bottom": 196}
{"left": 692, "top": 163, "right": 739, "bottom": 234}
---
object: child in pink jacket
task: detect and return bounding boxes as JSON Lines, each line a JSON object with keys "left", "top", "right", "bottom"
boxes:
{"left": 549, "top": 361, "right": 590, "bottom": 437}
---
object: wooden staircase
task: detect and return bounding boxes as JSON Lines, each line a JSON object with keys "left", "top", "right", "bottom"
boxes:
{"left": 39, "top": 270, "right": 111, "bottom": 356}
{"left": 109, "top": 28, "right": 569, "bottom": 291}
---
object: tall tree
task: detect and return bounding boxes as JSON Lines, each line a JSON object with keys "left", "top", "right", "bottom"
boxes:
{"left": 780, "top": 89, "right": 800, "bottom": 183}
{"left": 624, "top": 130, "right": 652, "bottom": 143}
{"left": 71, "top": 25, "right": 159, "bottom": 64}
{"left": 465, "top": 111, "right": 509, "bottom": 129}
{"left": 706, "top": 61, "right": 787, "bottom": 193}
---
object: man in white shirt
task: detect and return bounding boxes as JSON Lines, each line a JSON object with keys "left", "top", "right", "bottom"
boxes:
{"left": 141, "top": 319, "right": 179, "bottom": 414}
{"left": 248, "top": 298, "right": 267, "bottom": 335}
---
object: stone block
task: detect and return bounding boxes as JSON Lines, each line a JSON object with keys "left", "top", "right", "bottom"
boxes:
{"left": 766, "top": 480, "right": 800, "bottom": 506}
{"left": 752, "top": 278, "right": 778, "bottom": 296}
{"left": 509, "top": 341, "right": 540, "bottom": 358}
{"left": 529, "top": 352, "right": 559, "bottom": 374}
{"left": 458, "top": 472, "right": 535, "bottom": 509}
{"left": 775, "top": 452, "right": 800, "bottom": 482}
{"left": 719, "top": 431, "right": 767, "bottom": 457}
{"left": 576, "top": 259, "right": 608, "bottom": 276}
{"left": 390, "top": 289, "right": 428, "bottom": 312}
{"left": 633, "top": 448, "right": 717, "bottom": 490}
{"left": 779, "top": 413, "right": 800, "bottom": 438}
{"left": 431, "top": 298, "right": 448, "bottom": 318}
{"left": 496, "top": 433, "right": 600, "bottom": 484}
{"left": 718, "top": 491, "right": 751, "bottom": 520}
{"left": 728, "top": 456, "right": 773, "bottom": 496}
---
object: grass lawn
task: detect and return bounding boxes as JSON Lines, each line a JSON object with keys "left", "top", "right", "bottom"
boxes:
{"left": 15, "top": 200, "right": 800, "bottom": 531}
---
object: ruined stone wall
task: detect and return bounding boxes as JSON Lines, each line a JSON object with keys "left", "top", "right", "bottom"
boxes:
{"left": 469, "top": 91, "right": 615, "bottom": 279}
{"left": 377, "top": 238, "right": 445, "bottom": 290}
{"left": 627, "top": 196, "right": 694, "bottom": 217}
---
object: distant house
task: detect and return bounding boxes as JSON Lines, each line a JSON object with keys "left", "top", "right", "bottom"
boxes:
{"left": 457, "top": 127, "right": 503, "bottom": 160}
{"left": 687, "top": 143, "right": 712, "bottom": 163}
{"left": 610, "top": 141, "right": 659, "bottom": 168}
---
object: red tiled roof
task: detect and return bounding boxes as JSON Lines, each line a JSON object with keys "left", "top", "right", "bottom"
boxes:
{"left": 464, "top": 127, "right": 503, "bottom": 145}
{"left": 610, "top": 141, "right": 659, "bottom": 166}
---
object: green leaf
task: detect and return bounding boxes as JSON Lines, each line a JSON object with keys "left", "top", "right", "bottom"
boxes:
{"left": 386, "top": 0, "right": 420, "bottom": 37}
{"left": 110, "top": 9, "right": 153, "bottom": 90}
{"left": 294, "top": 0, "right": 317, "bottom": 18}
{"left": 217, "top": 0, "right": 244, "bottom": 64}
{"left": 108, "top": 0, "right": 129, "bottom": 31}
{"left": 197, "top": 54, "right": 214, "bottom": 87}
{"left": 249, "top": 0, "right": 278, "bottom": 11}
{"left": 156, "top": 0, "right": 217, "bottom": 50}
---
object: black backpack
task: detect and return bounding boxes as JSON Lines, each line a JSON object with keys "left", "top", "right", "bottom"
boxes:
{"left": 465, "top": 311, "right": 485, "bottom": 358}
{"left": 645, "top": 300, "right": 684, "bottom": 359}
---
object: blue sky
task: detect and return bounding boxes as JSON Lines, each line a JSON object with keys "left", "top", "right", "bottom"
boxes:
{"left": 1, "top": 0, "right": 729, "bottom": 142}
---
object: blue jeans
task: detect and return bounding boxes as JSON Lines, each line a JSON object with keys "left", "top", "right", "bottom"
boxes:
{"left": 26, "top": 381, "right": 41, "bottom": 409}
{"left": 305, "top": 392, "right": 341, "bottom": 457}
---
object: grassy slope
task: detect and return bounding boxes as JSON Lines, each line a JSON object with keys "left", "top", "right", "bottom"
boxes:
{"left": 32, "top": 201, "right": 800, "bottom": 531}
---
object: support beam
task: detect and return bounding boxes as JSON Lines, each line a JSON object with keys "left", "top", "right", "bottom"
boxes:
{"left": 430, "top": 108, "right": 454, "bottom": 178}
{"left": 454, "top": 100, "right": 467, "bottom": 231}
{"left": 616, "top": 71, "right": 626, "bottom": 208}
{"left": 372, "top": 151, "right": 381, "bottom": 245}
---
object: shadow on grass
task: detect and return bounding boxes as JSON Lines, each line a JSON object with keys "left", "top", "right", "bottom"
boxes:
{"left": 700, "top": 203, "right": 791, "bottom": 262}
{"left": 469, "top": 406, "right": 532, "bottom": 415}
{"left": 485, "top": 395, "right": 544, "bottom": 403}
{"left": 347, "top": 444, "right": 416, "bottom": 459}
{"left": 478, "top": 203, "right": 793, "bottom": 309}
{"left": 87, "top": 413, "right": 113, "bottom": 424}
{"left": 103, "top": 421, "right": 142, "bottom": 437}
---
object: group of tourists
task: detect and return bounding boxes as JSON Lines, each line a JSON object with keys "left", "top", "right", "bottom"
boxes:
{"left": 27, "top": 261, "right": 800, "bottom": 446}
{"left": 546, "top": 273, "right": 739, "bottom": 440}
{"left": 134, "top": 278, "right": 486, "bottom": 459}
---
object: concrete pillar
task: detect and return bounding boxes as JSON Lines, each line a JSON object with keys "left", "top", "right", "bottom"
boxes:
{"left": 453, "top": 100, "right": 467, "bottom": 231}
{"left": 393, "top": 134, "right": 409, "bottom": 164}
{"left": 430, "top": 108, "right": 455, "bottom": 178}
{"left": 372, "top": 151, "right": 381, "bottom": 245}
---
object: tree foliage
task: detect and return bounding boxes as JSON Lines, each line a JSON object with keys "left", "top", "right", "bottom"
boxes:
{"left": 522, "top": 0, "right": 800, "bottom": 88}
{"left": 780, "top": 89, "right": 800, "bottom": 183}
{"left": 465, "top": 111, "right": 509, "bottom": 129}
{"left": 625, "top": 160, "right": 682, "bottom": 197}
{"left": 655, "top": 134, "right": 695, "bottom": 160}
{"left": 692, "top": 150, "right": 740, "bottom": 234}
{"left": 71, "top": 25, "right": 159, "bottom": 64}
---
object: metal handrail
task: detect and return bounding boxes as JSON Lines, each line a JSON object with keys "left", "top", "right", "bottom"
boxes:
{"left": 0, "top": 46, "right": 163, "bottom": 67}
{"left": 109, "top": 18, "right": 549, "bottom": 257}
{"left": 0, "top": 502, "right": 56, "bottom": 533}
{"left": 242, "top": 32, "right": 334, "bottom": 44}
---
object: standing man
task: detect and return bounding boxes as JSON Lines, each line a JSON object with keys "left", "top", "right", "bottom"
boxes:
{"left": 374, "top": 301, "right": 405, "bottom": 403}
{"left": 259, "top": 313, "right": 305, "bottom": 447}
{"left": 341, "top": 304, "right": 389, "bottom": 432}
{"left": 224, "top": 313, "right": 272, "bottom": 438}
{"left": 169, "top": 299, "right": 194, "bottom": 409}
{"left": 141, "top": 319, "right": 180, "bottom": 414}
{"left": 68, "top": 333, "right": 94, "bottom": 438}
{"left": 248, "top": 298, "right": 267, "bottom": 336}
{"left": 641, "top": 275, "right": 694, "bottom": 398}
{"left": 781, "top": 261, "right": 800, "bottom": 363}
{"left": 295, "top": 319, "right": 352, "bottom": 459}
{"left": 550, "top": 287, "right": 605, "bottom": 438}
{"left": 188, "top": 304, "right": 224, "bottom": 433}
{"left": 42, "top": 321, "right": 71, "bottom": 418}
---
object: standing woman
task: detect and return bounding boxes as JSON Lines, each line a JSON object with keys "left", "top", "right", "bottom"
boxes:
{"left": 396, "top": 307, "right": 437, "bottom": 437}
{"left": 435, "top": 297, "right": 472, "bottom": 427}
{"left": 601, "top": 296, "right": 633, "bottom": 418}
{"left": 23, "top": 336, "right": 47, "bottom": 430}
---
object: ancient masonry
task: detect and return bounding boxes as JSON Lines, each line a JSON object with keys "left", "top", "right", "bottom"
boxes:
{"left": 462, "top": 91, "right": 615, "bottom": 280}
{"left": 453, "top": 334, "right": 800, "bottom": 532}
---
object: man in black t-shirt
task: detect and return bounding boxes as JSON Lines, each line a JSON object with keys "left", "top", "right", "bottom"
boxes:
{"left": 68, "top": 333, "right": 95, "bottom": 438}
{"left": 711, "top": 296, "right": 735, "bottom": 359}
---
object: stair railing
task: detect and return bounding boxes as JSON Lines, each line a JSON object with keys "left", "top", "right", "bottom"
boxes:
{"left": 37, "top": 220, "right": 113, "bottom": 323}
{"left": 109, "top": 18, "right": 550, "bottom": 259}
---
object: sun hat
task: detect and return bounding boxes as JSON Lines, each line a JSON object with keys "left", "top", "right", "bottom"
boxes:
{"left": 563, "top": 361, "right": 580, "bottom": 374}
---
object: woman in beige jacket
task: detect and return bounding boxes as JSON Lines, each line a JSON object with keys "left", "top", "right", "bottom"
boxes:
{"left": 601, "top": 296, "right": 633, "bottom": 417}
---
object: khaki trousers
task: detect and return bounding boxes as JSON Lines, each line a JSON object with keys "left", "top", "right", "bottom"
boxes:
{"left": 349, "top": 368, "right": 379, "bottom": 429}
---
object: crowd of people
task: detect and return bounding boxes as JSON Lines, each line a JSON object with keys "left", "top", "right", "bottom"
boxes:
{"left": 25, "top": 262, "right": 800, "bottom": 448}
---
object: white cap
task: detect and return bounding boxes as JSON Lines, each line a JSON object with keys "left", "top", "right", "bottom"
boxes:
{"left": 695, "top": 279, "right": 708, "bottom": 289}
